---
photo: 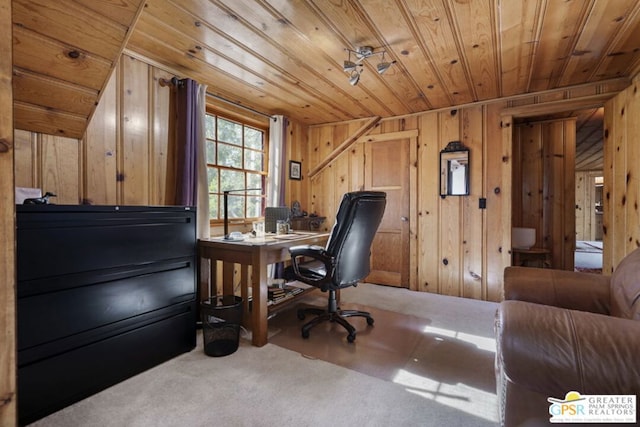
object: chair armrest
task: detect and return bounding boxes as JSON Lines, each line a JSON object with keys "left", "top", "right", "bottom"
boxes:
{"left": 289, "top": 244, "right": 327, "bottom": 258}
{"left": 288, "top": 245, "right": 335, "bottom": 288}
{"left": 496, "top": 300, "right": 640, "bottom": 397}
{"left": 504, "top": 266, "right": 611, "bottom": 314}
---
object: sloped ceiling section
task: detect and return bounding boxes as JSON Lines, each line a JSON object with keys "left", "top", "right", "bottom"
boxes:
{"left": 12, "top": 0, "right": 146, "bottom": 139}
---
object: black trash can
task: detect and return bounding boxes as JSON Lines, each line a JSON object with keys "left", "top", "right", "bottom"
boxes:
{"left": 201, "top": 295, "right": 243, "bottom": 357}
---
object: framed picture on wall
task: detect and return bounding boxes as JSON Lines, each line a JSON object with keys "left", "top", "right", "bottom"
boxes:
{"left": 289, "top": 160, "right": 302, "bottom": 180}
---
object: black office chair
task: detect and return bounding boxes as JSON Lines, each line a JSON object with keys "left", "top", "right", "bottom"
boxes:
{"left": 285, "top": 191, "right": 386, "bottom": 342}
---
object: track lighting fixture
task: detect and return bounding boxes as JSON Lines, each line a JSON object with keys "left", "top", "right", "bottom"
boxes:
{"left": 342, "top": 46, "right": 395, "bottom": 86}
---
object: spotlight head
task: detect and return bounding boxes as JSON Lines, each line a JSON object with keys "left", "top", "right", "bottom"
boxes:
{"left": 349, "top": 70, "right": 360, "bottom": 86}
{"left": 377, "top": 62, "right": 391, "bottom": 74}
{"left": 343, "top": 60, "right": 357, "bottom": 72}
{"left": 377, "top": 59, "right": 397, "bottom": 74}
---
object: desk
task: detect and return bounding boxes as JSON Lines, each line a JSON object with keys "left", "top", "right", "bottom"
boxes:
{"left": 512, "top": 247, "right": 551, "bottom": 268}
{"left": 198, "top": 232, "right": 330, "bottom": 347}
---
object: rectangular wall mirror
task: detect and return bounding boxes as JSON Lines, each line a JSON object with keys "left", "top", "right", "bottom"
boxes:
{"left": 440, "top": 141, "right": 470, "bottom": 197}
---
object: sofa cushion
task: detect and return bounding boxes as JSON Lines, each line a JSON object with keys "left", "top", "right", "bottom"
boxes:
{"left": 610, "top": 247, "right": 640, "bottom": 320}
{"left": 504, "top": 266, "right": 610, "bottom": 314}
{"left": 498, "top": 300, "right": 640, "bottom": 393}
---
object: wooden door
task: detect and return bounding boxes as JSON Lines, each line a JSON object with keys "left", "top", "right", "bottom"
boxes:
{"left": 364, "top": 138, "right": 411, "bottom": 287}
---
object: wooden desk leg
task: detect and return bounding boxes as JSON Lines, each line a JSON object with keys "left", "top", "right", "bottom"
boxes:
{"left": 197, "top": 253, "right": 213, "bottom": 323}
{"left": 240, "top": 265, "right": 251, "bottom": 328}
{"left": 251, "top": 248, "right": 268, "bottom": 347}
{"left": 222, "top": 262, "right": 234, "bottom": 296}
{"left": 210, "top": 259, "right": 218, "bottom": 300}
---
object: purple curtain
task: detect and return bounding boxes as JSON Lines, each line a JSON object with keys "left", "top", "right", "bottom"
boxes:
{"left": 175, "top": 78, "right": 198, "bottom": 206}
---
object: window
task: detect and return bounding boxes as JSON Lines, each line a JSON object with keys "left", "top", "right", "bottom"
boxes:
{"left": 205, "top": 111, "right": 267, "bottom": 222}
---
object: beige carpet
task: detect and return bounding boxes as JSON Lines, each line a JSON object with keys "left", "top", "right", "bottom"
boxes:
{"left": 30, "top": 284, "right": 499, "bottom": 426}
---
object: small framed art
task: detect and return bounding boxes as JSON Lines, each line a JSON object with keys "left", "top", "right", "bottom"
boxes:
{"left": 289, "top": 160, "right": 302, "bottom": 180}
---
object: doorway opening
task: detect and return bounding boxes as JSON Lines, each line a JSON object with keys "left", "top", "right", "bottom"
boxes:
{"left": 511, "top": 106, "right": 604, "bottom": 273}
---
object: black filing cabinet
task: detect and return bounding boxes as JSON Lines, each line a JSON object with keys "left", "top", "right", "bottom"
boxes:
{"left": 16, "top": 205, "right": 197, "bottom": 425}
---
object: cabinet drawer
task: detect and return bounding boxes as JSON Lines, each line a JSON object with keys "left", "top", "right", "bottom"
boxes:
{"left": 17, "top": 206, "right": 196, "bottom": 281}
{"left": 18, "top": 257, "right": 195, "bottom": 351}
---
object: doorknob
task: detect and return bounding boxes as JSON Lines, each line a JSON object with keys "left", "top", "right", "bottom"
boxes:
{"left": 400, "top": 216, "right": 408, "bottom": 222}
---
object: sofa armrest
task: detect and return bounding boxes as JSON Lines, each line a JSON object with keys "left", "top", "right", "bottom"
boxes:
{"left": 504, "top": 266, "right": 611, "bottom": 314}
{"left": 496, "top": 300, "right": 640, "bottom": 397}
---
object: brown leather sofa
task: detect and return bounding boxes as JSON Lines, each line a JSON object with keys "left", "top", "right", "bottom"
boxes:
{"left": 495, "top": 247, "right": 640, "bottom": 426}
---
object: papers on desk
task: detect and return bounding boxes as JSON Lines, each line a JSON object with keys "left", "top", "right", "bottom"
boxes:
{"left": 208, "top": 231, "right": 326, "bottom": 244}
{"left": 271, "top": 233, "right": 304, "bottom": 240}
{"left": 225, "top": 232, "right": 245, "bottom": 241}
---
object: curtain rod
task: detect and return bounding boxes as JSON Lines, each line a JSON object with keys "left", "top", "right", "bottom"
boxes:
{"left": 159, "top": 77, "right": 276, "bottom": 121}
{"left": 206, "top": 92, "right": 276, "bottom": 122}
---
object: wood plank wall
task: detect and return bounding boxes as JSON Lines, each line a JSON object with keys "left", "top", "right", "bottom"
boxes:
{"left": 0, "top": 0, "right": 16, "bottom": 423}
{"left": 302, "top": 106, "right": 511, "bottom": 301}
{"left": 603, "top": 73, "right": 640, "bottom": 273}
{"left": 14, "top": 55, "right": 174, "bottom": 205}
{"left": 512, "top": 119, "right": 576, "bottom": 270}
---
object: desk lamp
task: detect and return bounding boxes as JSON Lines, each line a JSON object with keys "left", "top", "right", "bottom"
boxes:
{"left": 223, "top": 188, "right": 261, "bottom": 240}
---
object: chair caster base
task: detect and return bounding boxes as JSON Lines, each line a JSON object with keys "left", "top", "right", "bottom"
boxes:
{"left": 297, "top": 305, "right": 373, "bottom": 343}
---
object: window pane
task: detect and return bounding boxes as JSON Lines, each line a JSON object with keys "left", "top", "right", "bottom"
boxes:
{"left": 247, "top": 196, "right": 262, "bottom": 218}
{"left": 220, "top": 169, "right": 244, "bottom": 192}
{"left": 209, "top": 195, "right": 218, "bottom": 219}
{"left": 245, "top": 127, "right": 263, "bottom": 150}
{"left": 217, "top": 118, "right": 242, "bottom": 146}
{"left": 246, "top": 172, "right": 262, "bottom": 190}
{"left": 206, "top": 140, "right": 216, "bottom": 164}
{"left": 207, "top": 167, "right": 218, "bottom": 192}
{"left": 205, "top": 110, "right": 267, "bottom": 224}
{"left": 226, "top": 195, "right": 245, "bottom": 219}
{"left": 244, "top": 149, "right": 263, "bottom": 171}
{"left": 205, "top": 115, "right": 215, "bottom": 139}
{"left": 218, "top": 143, "right": 242, "bottom": 168}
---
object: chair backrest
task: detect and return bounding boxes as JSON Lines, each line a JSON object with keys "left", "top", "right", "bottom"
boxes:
{"left": 325, "top": 191, "right": 386, "bottom": 287}
{"left": 610, "top": 246, "right": 640, "bottom": 320}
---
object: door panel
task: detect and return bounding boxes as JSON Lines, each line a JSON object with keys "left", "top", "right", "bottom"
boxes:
{"left": 364, "top": 139, "right": 410, "bottom": 287}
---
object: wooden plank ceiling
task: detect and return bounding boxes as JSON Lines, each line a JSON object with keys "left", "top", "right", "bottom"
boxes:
{"left": 12, "top": 0, "right": 640, "bottom": 167}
